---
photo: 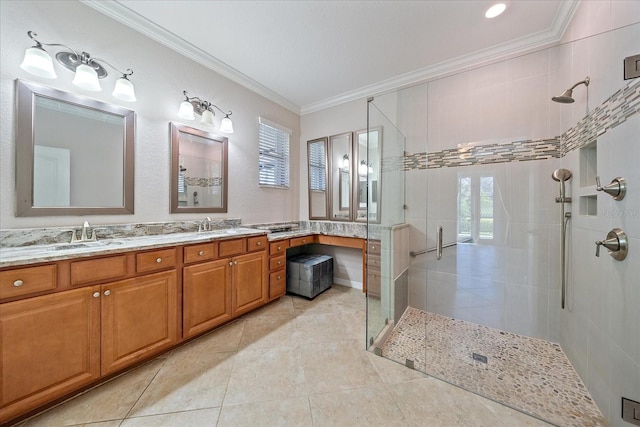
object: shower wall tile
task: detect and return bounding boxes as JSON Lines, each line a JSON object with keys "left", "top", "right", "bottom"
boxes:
{"left": 586, "top": 322, "right": 613, "bottom": 423}
{"left": 588, "top": 31, "right": 617, "bottom": 110}
{"left": 611, "top": 0, "right": 640, "bottom": 30}
{"left": 504, "top": 283, "right": 549, "bottom": 339}
{"left": 610, "top": 344, "right": 640, "bottom": 427}
{"left": 507, "top": 74, "right": 550, "bottom": 139}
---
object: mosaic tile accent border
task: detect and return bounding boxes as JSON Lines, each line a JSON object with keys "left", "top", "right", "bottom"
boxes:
{"left": 400, "top": 78, "right": 639, "bottom": 170}
{"left": 381, "top": 307, "right": 606, "bottom": 427}
{"left": 563, "top": 78, "right": 640, "bottom": 154}
{"left": 184, "top": 176, "right": 223, "bottom": 187}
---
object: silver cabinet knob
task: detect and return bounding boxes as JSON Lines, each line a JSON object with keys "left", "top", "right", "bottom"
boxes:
{"left": 13, "top": 280, "right": 24, "bottom": 287}
{"left": 156, "top": 257, "right": 162, "bottom": 263}
{"left": 92, "top": 292, "right": 100, "bottom": 298}
{"left": 277, "top": 275, "right": 281, "bottom": 280}
{"left": 234, "top": 261, "right": 238, "bottom": 265}
{"left": 198, "top": 251, "right": 205, "bottom": 256}
{"left": 277, "top": 261, "right": 282, "bottom": 265}
{"left": 277, "top": 246, "right": 281, "bottom": 250}
{"left": 229, "top": 261, "right": 233, "bottom": 266}
{"left": 104, "top": 290, "right": 111, "bottom": 296}
{"left": 256, "top": 241, "right": 262, "bottom": 246}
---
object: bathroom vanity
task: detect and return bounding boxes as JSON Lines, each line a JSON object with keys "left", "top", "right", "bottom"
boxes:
{"left": 0, "top": 224, "right": 369, "bottom": 425}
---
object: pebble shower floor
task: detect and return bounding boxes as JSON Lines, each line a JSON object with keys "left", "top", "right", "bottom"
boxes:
{"left": 380, "top": 307, "right": 606, "bottom": 427}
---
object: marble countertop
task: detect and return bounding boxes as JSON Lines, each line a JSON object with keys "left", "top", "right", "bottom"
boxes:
{"left": 0, "top": 227, "right": 266, "bottom": 268}
{"left": 266, "top": 229, "right": 366, "bottom": 241}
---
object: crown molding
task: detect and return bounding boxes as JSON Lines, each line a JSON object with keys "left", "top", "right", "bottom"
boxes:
{"left": 80, "top": 0, "right": 301, "bottom": 114}
{"left": 82, "top": 0, "right": 579, "bottom": 117}
{"left": 300, "top": 0, "right": 580, "bottom": 115}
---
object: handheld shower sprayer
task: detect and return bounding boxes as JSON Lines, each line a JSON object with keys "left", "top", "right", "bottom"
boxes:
{"left": 552, "top": 168, "right": 572, "bottom": 310}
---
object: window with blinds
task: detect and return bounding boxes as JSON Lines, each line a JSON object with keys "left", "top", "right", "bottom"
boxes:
{"left": 308, "top": 142, "right": 326, "bottom": 191}
{"left": 258, "top": 117, "right": 291, "bottom": 188}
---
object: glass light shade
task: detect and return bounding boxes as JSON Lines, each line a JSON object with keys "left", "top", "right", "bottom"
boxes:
{"left": 359, "top": 161, "right": 368, "bottom": 177}
{"left": 200, "top": 109, "right": 215, "bottom": 125}
{"left": 177, "top": 101, "right": 195, "bottom": 120}
{"left": 112, "top": 76, "right": 136, "bottom": 102}
{"left": 219, "top": 116, "right": 234, "bottom": 133}
{"left": 20, "top": 47, "right": 57, "bottom": 79}
{"left": 342, "top": 155, "right": 350, "bottom": 170}
{"left": 72, "top": 64, "right": 101, "bottom": 92}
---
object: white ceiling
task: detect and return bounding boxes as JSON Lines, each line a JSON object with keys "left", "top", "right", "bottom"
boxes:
{"left": 85, "top": 0, "right": 578, "bottom": 115}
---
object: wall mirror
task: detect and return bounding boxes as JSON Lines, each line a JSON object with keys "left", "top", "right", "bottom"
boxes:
{"left": 15, "top": 79, "right": 135, "bottom": 216}
{"left": 170, "top": 122, "right": 228, "bottom": 213}
{"left": 329, "top": 132, "right": 353, "bottom": 221}
{"left": 354, "top": 127, "right": 382, "bottom": 223}
{"left": 307, "top": 137, "right": 329, "bottom": 219}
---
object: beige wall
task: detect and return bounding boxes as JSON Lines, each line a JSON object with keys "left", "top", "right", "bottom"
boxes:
{"left": 0, "top": 0, "right": 300, "bottom": 229}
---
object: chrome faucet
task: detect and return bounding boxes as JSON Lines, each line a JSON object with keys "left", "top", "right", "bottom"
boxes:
{"left": 198, "top": 217, "right": 214, "bottom": 232}
{"left": 70, "top": 221, "right": 97, "bottom": 243}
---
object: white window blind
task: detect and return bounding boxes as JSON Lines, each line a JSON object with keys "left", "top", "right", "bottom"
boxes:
{"left": 308, "top": 142, "right": 326, "bottom": 191}
{"left": 258, "top": 117, "right": 291, "bottom": 188}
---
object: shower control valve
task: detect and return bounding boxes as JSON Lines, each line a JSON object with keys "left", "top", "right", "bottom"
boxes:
{"left": 595, "top": 228, "right": 628, "bottom": 261}
{"left": 596, "top": 176, "right": 626, "bottom": 201}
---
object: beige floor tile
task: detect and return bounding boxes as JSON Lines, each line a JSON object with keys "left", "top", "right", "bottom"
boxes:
{"left": 301, "top": 339, "right": 381, "bottom": 394}
{"left": 476, "top": 396, "right": 554, "bottom": 426}
{"left": 183, "top": 319, "right": 246, "bottom": 354}
{"left": 121, "top": 408, "right": 220, "bottom": 426}
{"left": 238, "top": 314, "right": 300, "bottom": 350}
{"left": 128, "top": 351, "right": 235, "bottom": 417}
{"left": 22, "top": 359, "right": 165, "bottom": 426}
{"left": 388, "top": 377, "right": 546, "bottom": 426}
{"left": 295, "top": 312, "right": 356, "bottom": 344}
{"left": 240, "top": 295, "right": 296, "bottom": 320}
{"left": 309, "top": 385, "right": 408, "bottom": 427}
{"left": 366, "top": 352, "right": 428, "bottom": 384}
{"left": 291, "top": 292, "right": 343, "bottom": 316}
{"left": 223, "top": 346, "right": 307, "bottom": 406}
{"left": 217, "top": 396, "right": 313, "bottom": 427}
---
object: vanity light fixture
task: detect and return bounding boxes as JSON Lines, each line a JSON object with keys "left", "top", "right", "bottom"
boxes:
{"left": 177, "top": 91, "right": 234, "bottom": 133}
{"left": 342, "top": 154, "right": 350, "bottom": 170}
{"left": 359, "top": 160, "right": 368, "bottom": 177}
{"left": 19, "top": 31, "right": 137, "bottom": 102}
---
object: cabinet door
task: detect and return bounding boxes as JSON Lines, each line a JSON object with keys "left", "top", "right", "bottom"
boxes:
{"left": 232, "top": 252, "right": 267, "bottom": 316}
{"left": 183, "top": 259, "right": 232, "bottom": 339}
{"left": 101, "top": 271, "right": 178, "bottom": 375}
{"left": 0, "top": 287, "right": 100, "bottom": 423}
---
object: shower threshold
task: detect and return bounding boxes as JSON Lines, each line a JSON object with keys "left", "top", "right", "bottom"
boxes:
{"left": 378, "top": 307, "right": 606, "bottom": 427}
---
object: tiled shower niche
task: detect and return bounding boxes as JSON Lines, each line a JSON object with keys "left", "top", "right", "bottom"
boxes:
{"left": 579, "top": 141, "right": 598, "bottom": 216}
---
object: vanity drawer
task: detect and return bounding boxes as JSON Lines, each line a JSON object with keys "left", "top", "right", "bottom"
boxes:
{"left": 219, "top": 238, "right": 246, "bottom": 257}
{"left": 368, "top": 241, "right": 381, "bottom": 255}
{"left": 247, "top": 236, "right": 267, "bottom": 253}
{"left": 136, "top": 248, "right": 177, "bottom": 274}
{"left": 0, "top": 264, "right": 57, "bottom": 299}
{"left": 367, "top": 254, "right": 381, "bottom": 270}
{"left": 269, "top": 270, "right": 286, "bottom": 299}
{"left": 289, "top": 235, "right": 312, "bottom": 248}
{"left": 184, "top": 242, "right": 217, "bottom": 264}
{"left": 269, "top": 241, "right": 289, "bottom": 256}
{"left": 71, "top": 255, "right": 128, "bottom": 286}
{"left": 269, "top": 255, "right": 286, "bottom": 271}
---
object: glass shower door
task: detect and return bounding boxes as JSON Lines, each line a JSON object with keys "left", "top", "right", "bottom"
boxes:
{"left": 365, "top": 99, "right": 406, "bottom": 350}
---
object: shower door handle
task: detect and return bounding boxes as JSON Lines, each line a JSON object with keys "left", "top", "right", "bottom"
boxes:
{"left": 436, "top": 226, "right": 443, "bottom": 260}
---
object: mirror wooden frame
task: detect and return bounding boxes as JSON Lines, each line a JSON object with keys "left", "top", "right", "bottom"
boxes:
{"left": 354, "top": 127, "right": 382, "bottom": 223}
{"left": 170, "top": 122, "right": 228, "bottom": 213}
{"left": 15, "top": 79, "right": 135, "bottom": 216}
{"left": 307, "top": 137, "right": 329, "bottom": 220}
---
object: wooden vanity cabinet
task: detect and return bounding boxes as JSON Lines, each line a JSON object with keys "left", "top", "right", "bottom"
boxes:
{"left": 267, "top": 239, "right": 290, "bottom": 301}
{"left": 0, "top": 286, "right": 101, "bottom": 422}
{"left": 100, "top": 270, "right": 178, "bottom": 375}
{"left": 183, "top": 259, "right": 232, "bottom": 339}
{"left": 231, "top": 251, "right": 267, "bottom": 316}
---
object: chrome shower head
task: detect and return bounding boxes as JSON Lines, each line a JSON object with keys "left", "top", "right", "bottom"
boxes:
{"left": 552, "top": 168, "right": 572, "bottom": 182}
{"left": 552, "top": 76, "right": 590, "bottom": 104}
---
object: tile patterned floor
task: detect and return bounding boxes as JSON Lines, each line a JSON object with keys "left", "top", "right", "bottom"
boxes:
{"left": 381, "top": 307, "right": 606, "bottom": 427}
{"left": 18, "top": 286, "right": 553, "bottom": 427}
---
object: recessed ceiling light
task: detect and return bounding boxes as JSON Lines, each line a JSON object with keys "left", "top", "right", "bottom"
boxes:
{"left": 485, "top": 3, "right": 506, "bottom": 18}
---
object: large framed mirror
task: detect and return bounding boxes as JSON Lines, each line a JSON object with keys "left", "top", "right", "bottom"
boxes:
{"left": 329, "top": 132, "right": 352, "bottom": 221}
{"left": 354, "top": 127, "right": 382, "bottom": 223}
{"left": 307, "top": 137, "right": 329, "bottom": 219}
{"left": 15, "top": 79, "right": 135, "bottom": 216}
{"left": 170, "top": 122, "right": 228, "bottom": 213}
